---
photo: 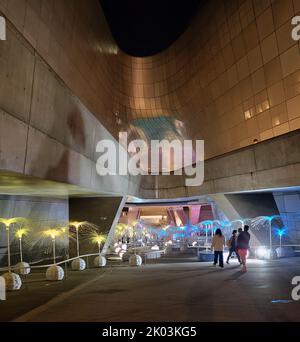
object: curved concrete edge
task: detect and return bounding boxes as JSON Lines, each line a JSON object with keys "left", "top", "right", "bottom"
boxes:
{"left": 140, "top": 130, "right": 300, "bottom": 198}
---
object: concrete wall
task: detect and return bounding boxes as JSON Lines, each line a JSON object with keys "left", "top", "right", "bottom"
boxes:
{"left": 0, "top": 195, "right": 68, "bottom": 265}
{"left": 0, "top": 18, "right": 141, "bottom": 198}
{"left": 224, "top": 193, "right": 280, "bottom": 218}
{"left": 274, "top": 192, "right": 300, "bottom": 243}
{"left": 0, "top": 0, "right": 120, "bottom": 136}
{"left": 0, "top": 0, "right": 300, "bottom": 200}
{"left": 140, "top": 129, "right": 300, "bottom": 198}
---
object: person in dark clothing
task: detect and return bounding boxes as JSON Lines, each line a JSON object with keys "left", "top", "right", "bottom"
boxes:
{"left": 226, "top": 230, "right": 241, "bottom": 264}
{"left": 237, "top": 225, "right": 251, "bottom": 272}
{"left": 236, "top": 228, "right": 243, "bottom": 264}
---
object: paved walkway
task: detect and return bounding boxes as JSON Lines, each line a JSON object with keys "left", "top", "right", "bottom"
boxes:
{"left": 4, "top": 257, "right": 299, "bottom": 322}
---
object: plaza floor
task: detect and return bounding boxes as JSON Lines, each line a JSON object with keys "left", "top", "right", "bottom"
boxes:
{"left": 1, "top": 257, "right": 300, "bottom": 322}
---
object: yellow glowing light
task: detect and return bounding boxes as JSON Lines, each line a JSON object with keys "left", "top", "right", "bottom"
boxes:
{"left": 15, "top": 227, "right": 30, "bottom": 239}
{"left": 91, "top": 233, "right": 106, "bottom": 246}
{"left": 0, "top": 217, "right": 27, "bottom": 229}
{"left": 126, "top": 226, "right": 134, "bottom": 238}
{"left": 69, "top": 221, "right": 86, "bottom": 230}
{"left": 244, "top": 110, "right": 252, "bottom": 120}
{"left": 44, "top": 229, "right": 62, "bottom": 240}
{"left": 115, "top": 223, "right": 127, "bottom": 235}
{"left": 60, "top": 226, "right": 68, "bottom": 234}
{"left": 262, "top": 100, "right": 270, "bottom": 111}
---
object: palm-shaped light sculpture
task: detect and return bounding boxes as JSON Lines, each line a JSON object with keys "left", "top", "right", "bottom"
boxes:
{"left": 267, "top": 215, "right": 281, "bottom": 251}
{"left": 43, "top": 229, "right": 65, "bottom": 281}
{"left": 92, "top": 233, "right": 107, "bottom": 267}
{"left": 275, "top": 227, "right": 287, "bottom": 259}
{"left": 200, "top": 220, "right": 213, "bottom": 247}
{"left": 69, "top": 221, "right": 87, "bottom": 257}
{"left": 69, "top": 221, "right": 88, "bottom": 271}
{"left": 15, "top": 227, "right": 30, "bottom": 263}
{"left": 14, "top": 227, "right": 31, "bottom": 275}
{"left": 253, "top": 215, "right": 281, "bottom": 255}
{"left": 43, "top": 229, "right": 62, "bottom": 264}
{"left": 277, "top": 228, "right": 286, "bottom": 249}
{"left": 116, "top": 223, "right": 125, "bottom": 235}
{"left": 91, "top": 233, "right": 106, "bottom": 255}
{"left": 0, "top": 217, "right": 26, "bottom": 272}
{"left": 0, "top": 217, "right": 26, "bottom": 291}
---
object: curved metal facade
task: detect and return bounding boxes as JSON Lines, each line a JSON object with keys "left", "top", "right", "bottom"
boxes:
{"left": 0, "top": 0, "right": 300, "bottom": 198}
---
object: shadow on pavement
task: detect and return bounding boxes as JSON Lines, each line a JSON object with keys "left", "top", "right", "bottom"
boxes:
{"left": 226, "top": 269, "right": 247, "bottom": 281}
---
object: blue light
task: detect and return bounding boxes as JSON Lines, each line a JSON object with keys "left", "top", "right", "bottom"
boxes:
{"left": 277, "top": 228, "right": 286, "bottom": 237}
{"left": 158, "top": 230, "right": 168, "bottom": 238}
{"left": 173, "top": 233, "right": 185, "bottom": 239}
{"left": 271, "top": 299, "right": 292, "bottom": 304}
{"left": 262, "top": 215, "right": 281, "bottom": 223}
{"left": 200, "top": 220, "right": 213, "bottom": 226}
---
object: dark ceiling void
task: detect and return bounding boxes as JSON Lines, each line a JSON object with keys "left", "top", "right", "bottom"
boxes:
{"left": 99, "top": 0, "right": 202, "bottom": 57}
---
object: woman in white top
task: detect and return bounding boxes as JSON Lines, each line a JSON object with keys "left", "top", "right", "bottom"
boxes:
{"left": 211, "top": 228, "right": 225, "bottom": 268}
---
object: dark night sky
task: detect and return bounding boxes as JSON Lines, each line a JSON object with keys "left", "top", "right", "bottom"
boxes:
{"left": 99, "top": 0, "right": 202, "bottom": 57}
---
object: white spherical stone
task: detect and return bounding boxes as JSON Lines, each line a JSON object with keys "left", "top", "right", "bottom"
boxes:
{"left": 94, "top": 255, "right": 107, "bottom": 267}
{"left": 14, "top": 262, "right": 31, "bottom": 275}
{"left": 71, "top": 258, "right": 86, "bottom": 271}
{"left": 129, "top": 254, "right": 142, "bottom": 266}
{"left": 119, "top": 250, "right": 126, "bottom": 259}
{"left": 115, "top": 247, "right": 121, "bottom": 254}
{"left": 2, "top": 272, "right": 22, "bottom": 291}
{"left": 46, "top": 265, "right": 64, "bottom": 281}
{"left": 121, "top": 252, "right": 130, "bottom": 262}
{"left": 165, "top": 244, "right": 173, "bottom": 255}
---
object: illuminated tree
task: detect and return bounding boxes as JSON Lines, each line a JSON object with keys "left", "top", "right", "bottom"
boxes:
{"left": 91, "top": 233, "right": 107, "bottom": 255}
{"left": 43, "top": 229, "right": 62, "bottom": 264}
{"left": 69, "top": 221, "right": 87, "bottom": 257}
{"left": 15, "top": 227, "right": 30, "bottom": 262}
{"left": 0, "top": 217, "right": 27, "bottom": 272}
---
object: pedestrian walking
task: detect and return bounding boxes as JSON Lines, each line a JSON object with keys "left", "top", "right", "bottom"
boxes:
{"left": 211, "top": 228, "right": 225, "bottom": 268}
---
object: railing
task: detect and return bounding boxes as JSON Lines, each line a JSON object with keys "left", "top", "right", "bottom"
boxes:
{"left": 1, "top": 244, "right": 300, "bottom": 272}
{"left": 187, "top": 243, "right": 300, "bottom": 254}
{"left": 0, "top": 253, "right": 101, "bottom": 272}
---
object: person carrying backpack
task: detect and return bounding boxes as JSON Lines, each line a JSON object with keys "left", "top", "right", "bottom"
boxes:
{"left": 237, "top": 225, "right": 251, "bottom": 272}
{"left": 226, "top": 230, "right": 241, "bottom": 264}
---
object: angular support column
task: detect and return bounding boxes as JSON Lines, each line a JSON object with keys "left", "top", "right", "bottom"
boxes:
{"left": 101, "top": 196, "right": 127, "bottom": 256}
